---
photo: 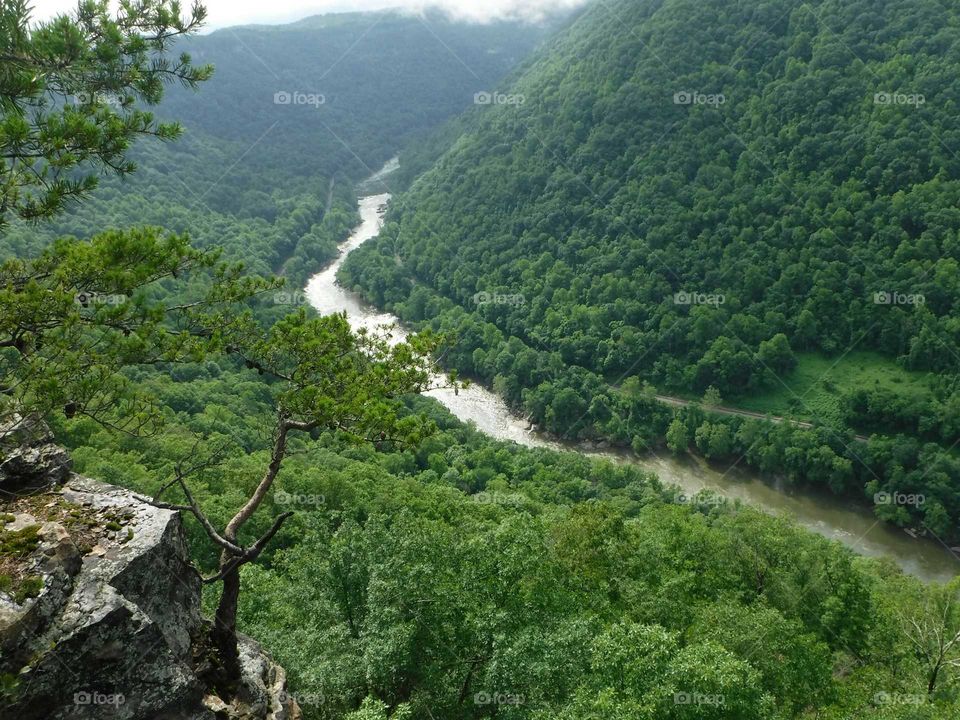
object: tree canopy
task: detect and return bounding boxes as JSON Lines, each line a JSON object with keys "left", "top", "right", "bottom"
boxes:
{"left": 2, "top": 1, "right": 959, "bottom": 718}
{"left": 0, "top": 0, "right": 212, "bottom": 227}
{"left": 341, "top": 0, "right": 960, "bottom": 540}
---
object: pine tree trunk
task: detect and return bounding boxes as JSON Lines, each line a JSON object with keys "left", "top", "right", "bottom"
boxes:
{"left": 211, "top": 560, "right": 242, "bottom": 680}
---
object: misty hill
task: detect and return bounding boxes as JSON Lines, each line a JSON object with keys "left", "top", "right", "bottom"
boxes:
{"left": 348, "top": 0, "right": 960, "bottom": 380}
{"left": 0, "top": 11, "right": 549, "bottom": 283}
{"left": 341, "top": 0, "right": 960, "bottom": 536}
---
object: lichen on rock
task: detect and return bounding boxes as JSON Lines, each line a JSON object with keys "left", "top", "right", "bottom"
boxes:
{"left": 0, "top": 420, "right": 301, "bottom": 720}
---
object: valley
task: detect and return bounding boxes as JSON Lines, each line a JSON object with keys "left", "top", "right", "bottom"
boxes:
{"left": 342, "top": 0, "right": 960, "bottom": 550}
{"left": 3, "top": 1, "right": 960, "bottom": 718}
{"left": 308, "top": 163, "right": 959, "bottom": 584}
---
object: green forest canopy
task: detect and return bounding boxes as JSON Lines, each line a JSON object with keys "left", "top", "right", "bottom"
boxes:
{"left": 341, "top": 0, "right": 960, "bottom": 541}
{"left": 3, "top": 1, "right": 960, "bottom": 718}
{"left": 1, "top": 9, "right": 551, "bottom": 288}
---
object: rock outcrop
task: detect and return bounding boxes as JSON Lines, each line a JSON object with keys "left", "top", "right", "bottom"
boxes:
{"left": 0, "top": 419, "right": 301, "bottom": 720}
{"left": 0, "top": 414, "right": 72, "bottom": 494}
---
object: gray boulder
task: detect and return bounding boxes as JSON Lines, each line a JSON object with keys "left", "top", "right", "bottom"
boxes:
{"left": 0, "top": 414, "right": 72, "bottom": 494}
{"left": 1, "top": 447, "right": 300, "bottom": 719}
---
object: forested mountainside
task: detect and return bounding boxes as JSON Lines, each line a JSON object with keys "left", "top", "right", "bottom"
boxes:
{"left": 0, "top": 11, "right": 549, "bottom": 285}
{"left": 341, "top": 0, "right": 960, "bottom": 538}
{"left": 60, "top": 388, "right": 960, "bottom": 720}
{"left": 3, "top": 1, "right": 960, "bottom": 718}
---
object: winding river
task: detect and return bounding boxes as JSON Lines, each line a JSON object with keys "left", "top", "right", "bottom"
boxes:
{"left": 306, "top": 181, "right": 960, "bottom": 584}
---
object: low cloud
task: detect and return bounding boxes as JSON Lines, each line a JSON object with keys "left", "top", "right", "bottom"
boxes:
{"left": 31, "top": 0, "right": 590, "bottom": 28}
{"left": 406, "top": 0, "right": 589, "bottom": 23}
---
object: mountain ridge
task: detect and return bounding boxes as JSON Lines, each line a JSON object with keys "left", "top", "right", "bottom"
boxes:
{"left": 341, "top": 0, "right": 960, "bottom": 539}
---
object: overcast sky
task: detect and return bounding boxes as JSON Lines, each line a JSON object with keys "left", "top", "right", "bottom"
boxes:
{"left": 29, "top": 0, "right": 588, "bottom": 28}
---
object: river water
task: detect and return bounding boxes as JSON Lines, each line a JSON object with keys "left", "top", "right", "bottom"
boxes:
{"left": 306, "top": 187, "right": 959, "bottom": 584}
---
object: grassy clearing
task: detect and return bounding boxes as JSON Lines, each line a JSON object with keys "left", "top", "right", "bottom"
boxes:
{"left": 734, "top": 351, "right": 935, "bottom": 426}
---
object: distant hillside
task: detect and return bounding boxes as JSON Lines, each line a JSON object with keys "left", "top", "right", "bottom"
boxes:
{"left": 0, "top": 11, "right": 549, "bottom": 284}
{"left": 341, "top": 0, "right": 960, "bottom": 537}
{"left": 348, "top": 0, "right": 960, "bottom": 382}
{"left": 157, "top": 10, "right": 549, "bottom": 191}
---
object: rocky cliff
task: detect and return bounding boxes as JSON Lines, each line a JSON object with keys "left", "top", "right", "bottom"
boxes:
{"left": 0, "top": 416, "right": 301, "bottom": 720}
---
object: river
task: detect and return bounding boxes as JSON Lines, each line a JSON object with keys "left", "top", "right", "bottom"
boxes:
{"left": 305, "top": 184, "right": 959, "bottom": 584}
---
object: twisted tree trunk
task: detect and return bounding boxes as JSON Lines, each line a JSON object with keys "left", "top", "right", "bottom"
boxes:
{"left": 209, "top": 417, "right": 314, "bottom": 679}
{"left": 211, "top": 564, "right": 243, "bottom": 679}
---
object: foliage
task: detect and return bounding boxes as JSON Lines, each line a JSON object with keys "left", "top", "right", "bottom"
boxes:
{"left": 0, "top": 0, "right": 212, "bottom": 227}
{"left": 340, "top": 0, "right": 960, "bottom": 540}
{"left": 0, "top": 10, "right": 550, "bottom": 288}
{"left": 2, "top": 1, "right": 959, "bottom": 718}
{"left": 0, "top": 225, "right": 278, "bottom": 431}
{"left": 58, "top": 388, "right": 960, "bottom": 719}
